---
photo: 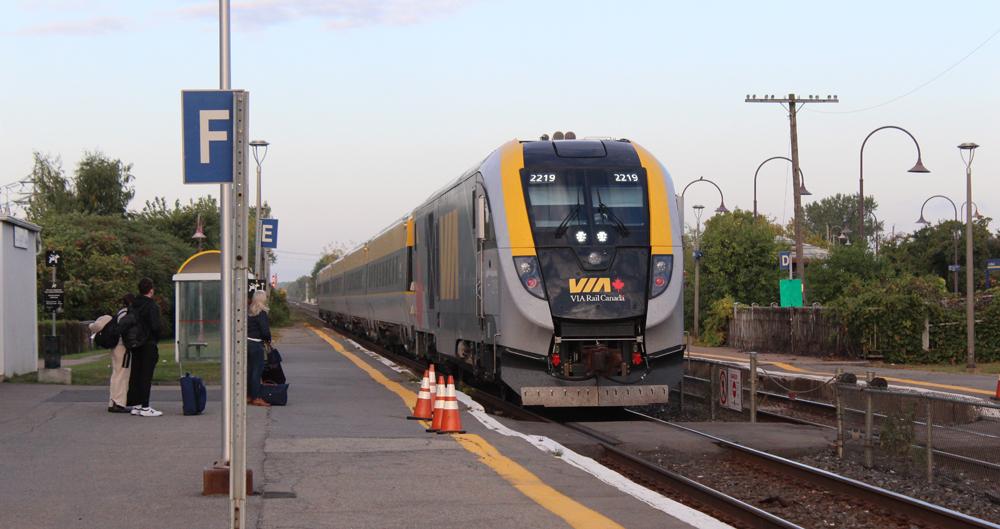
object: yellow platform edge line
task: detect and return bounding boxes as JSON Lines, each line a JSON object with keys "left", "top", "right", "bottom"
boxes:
{"left": 688, "top": 352, "right": 993, "bottom": 396}
{"left": 304, "top": 324, "right": 626, "bottom": 529}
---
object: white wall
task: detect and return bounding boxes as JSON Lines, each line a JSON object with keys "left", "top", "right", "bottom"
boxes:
{"left": 0, "top": 217, "right": 40, "bottom": 377}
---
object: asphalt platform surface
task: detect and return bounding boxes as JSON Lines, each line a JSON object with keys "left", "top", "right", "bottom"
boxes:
{"left": 2, "top": 325, "right": 734, "bottom": 529}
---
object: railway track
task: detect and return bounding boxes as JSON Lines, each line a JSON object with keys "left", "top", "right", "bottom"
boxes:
{"left": 292, "top": 303, "right": 999, "bottom": 529}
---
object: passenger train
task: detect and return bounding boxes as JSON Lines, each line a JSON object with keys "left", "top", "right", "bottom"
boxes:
{"left": 317, "top": 136, "right": 684, "bottom": 407}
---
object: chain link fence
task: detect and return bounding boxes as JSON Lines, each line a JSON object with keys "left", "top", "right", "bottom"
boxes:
{"left": 674, "top": 356, "right": 1000, "bottom": 486}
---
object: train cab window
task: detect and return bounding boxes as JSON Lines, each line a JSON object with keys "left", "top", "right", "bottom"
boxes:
{"left": 522, "top": 167, "right": 649, "bottom": 247}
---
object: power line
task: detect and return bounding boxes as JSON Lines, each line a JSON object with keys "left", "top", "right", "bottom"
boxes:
{"left": 808, "top": 25, "right": 1000, "bottom": 115}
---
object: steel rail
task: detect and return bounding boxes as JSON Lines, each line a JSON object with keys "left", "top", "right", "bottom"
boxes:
{"left": 627, "top": 410, "right": 1000, "bottom": 529}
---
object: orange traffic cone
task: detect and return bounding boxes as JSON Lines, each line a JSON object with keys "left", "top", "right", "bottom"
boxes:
{"left": 437, "top": 375, "right": 465, "bottom": 435}
{"left": 993, "top": 375, "right": 1000, "bottom": 401}
{"left": 407, "top": 370, "right": 434, "bottom": 420}
{"left": 428, "top": 364, "right": 437, "bottom": 401}
{"left": 426, "top": 376, "right": 446, "bottom": 432}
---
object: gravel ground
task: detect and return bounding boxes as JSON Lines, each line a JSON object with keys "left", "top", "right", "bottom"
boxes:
{"left": 798, "top": 451, "right": 1000, "bottom": 524}
{"left": 649, "top": 451, "right": 931, "bottom": 529}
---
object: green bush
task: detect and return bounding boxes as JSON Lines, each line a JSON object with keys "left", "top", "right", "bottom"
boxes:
{"left": 268, "top": 288, "right": 291, "bottom": 327}
{"left": 700, "top": 296, "right": 735, "bottom": 346}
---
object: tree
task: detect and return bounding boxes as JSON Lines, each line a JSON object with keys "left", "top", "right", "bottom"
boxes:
{"left": 26, "top": 152, "right": 74, "bottom": 221}
{"left": 138, "top": 196, "right": 221, "bottom": 253}
{"left": 802, "top": 193, "right": 881, "bottom": 247}
{"left": 311, "top": 242, "right": 349, "bottom": 279}
{"left": 685, "top": 210, "right": 782, "bottom": 337}
{"left": 74, "top": 151, "right": 134, "bottom": 216}
{"left": 881, "top": 217, "right": 996, "bottom": 293}
{"left": 807, "top": 244, "right": 887, "bottom": 303}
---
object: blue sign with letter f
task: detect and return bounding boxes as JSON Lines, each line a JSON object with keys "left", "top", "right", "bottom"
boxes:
{"left": 182, "top": 90, "right": 235, "bottom": 184}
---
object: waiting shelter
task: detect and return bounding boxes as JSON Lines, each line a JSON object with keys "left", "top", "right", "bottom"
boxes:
{"left": 172, "top": 250, "right": 223, "bottom": 362}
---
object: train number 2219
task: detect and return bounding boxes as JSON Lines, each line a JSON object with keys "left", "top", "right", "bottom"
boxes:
{"left": 614, "top": 173, "right": 639, "bottom": 182}
{"left": 529, "top": 173, "right": 556, "bottom": 183}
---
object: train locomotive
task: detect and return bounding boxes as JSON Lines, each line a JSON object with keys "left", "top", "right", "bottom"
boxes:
{"left": 317, "top": 137, "right": 685, "bottom": 407}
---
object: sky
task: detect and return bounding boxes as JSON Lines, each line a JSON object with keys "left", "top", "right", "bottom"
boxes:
{"left": 2, "top": 0, "right": 998, "bottom": 281}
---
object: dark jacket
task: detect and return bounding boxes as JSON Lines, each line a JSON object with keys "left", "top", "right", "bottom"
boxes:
{"left": 131, "top": 295, "right": 162, "bottom": 345}
{"left": 248, "top": 311, "right": 271, "bottom": 342}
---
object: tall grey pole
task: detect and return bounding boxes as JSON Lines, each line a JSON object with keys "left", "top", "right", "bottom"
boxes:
{"left": 962, "top": 146, "right": 977, "bottom": 370}
{"left": 255, "top": 163, "right": 262, "bottom": 276}
{"left": 230, "top": 91, "right": 250, "bottom": 529}
{"left": 219, "top": 0, "right": 233, "bottom": 466}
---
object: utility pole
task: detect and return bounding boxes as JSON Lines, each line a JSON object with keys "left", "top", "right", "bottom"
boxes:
{"left": 746, "top": 93, "right": 838, "bottom": 301}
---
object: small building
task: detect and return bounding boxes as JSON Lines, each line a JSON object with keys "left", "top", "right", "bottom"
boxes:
{"left": 172, "top": 250, "right": 222, "bottom": 362}
{"left": 0, "top": 216, "right": 42, "bottom": 378}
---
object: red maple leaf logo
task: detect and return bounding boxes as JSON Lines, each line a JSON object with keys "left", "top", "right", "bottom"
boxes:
{"left": 612, "top": 278, "right": 625, "bottom": 292}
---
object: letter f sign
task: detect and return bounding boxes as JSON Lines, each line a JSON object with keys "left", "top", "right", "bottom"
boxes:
{"left": 199, "top": 110, "right": 230, "bottom": 164}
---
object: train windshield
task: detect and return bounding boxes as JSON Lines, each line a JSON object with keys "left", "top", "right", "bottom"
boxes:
{"left": 521, "top": 168, "right": 650, "bottom": 247}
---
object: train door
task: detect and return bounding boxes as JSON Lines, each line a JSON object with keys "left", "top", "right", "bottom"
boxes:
{"left": 475, "top": 181, "right": 501, "bottom": 380}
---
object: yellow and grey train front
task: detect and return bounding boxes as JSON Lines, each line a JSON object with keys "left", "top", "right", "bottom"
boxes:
{"left": 489, "top": 138, "right": 684, "bottom": 407}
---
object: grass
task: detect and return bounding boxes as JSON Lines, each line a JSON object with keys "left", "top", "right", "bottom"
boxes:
{"left": 874, "top": 361, "right": 1000, "bottom": 375}
{"left": 6, "top": 340, "right": 222, "bottom": 386}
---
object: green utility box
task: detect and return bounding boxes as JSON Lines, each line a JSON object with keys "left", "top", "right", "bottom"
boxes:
{"left": 779, "top": 279, "right": 803, "bottom": 307}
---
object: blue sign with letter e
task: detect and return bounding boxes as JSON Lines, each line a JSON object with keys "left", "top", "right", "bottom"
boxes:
{"left": 182, "top": 90, "right": 235, "bottom": 184}
{"left": 260, "top": 219, "right": 279, "bottom": 249}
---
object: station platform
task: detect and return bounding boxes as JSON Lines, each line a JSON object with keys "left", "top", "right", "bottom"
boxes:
{"left": 0, "top": 325, "right": 732, "bottom": 529}
{"left": 688, "top": 345, "right": 998, "bottom": 399}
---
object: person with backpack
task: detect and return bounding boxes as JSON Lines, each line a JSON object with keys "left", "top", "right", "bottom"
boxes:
{"left": 125, "top": 278, "right": 163, "bottom": 417}
{"left": 90, "top": 293, "right": 136, "bottom": 413}
{"left": 247, "top": 289, "right": 272, "bottom": 407}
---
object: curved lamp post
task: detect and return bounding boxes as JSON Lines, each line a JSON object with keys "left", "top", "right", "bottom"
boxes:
{"left": 753, "top": 156, "right": 811, "bottom": 218}
{"left": 960, "top": 201, "right": 982, "bottom": 220}
{"left": 859, "top": 126, "right": 930, "bottom": 243}
{"left": 959, "top": 142, "right": 979, "bottom": 369}
{"left": 917, "top": 194, "right": 960, "bottom": 294}
{"left": 867, "top": 210, "right": 881, "bottom": 255}
{"left": 677, "top": 176, "right": 728, "bottom": 243}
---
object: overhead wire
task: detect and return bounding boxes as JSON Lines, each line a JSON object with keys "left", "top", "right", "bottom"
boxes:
{"left": 807, "top": 25, "right": 1000, "bottom": 115}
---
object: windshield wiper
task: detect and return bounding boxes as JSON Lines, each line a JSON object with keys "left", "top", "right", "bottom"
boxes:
{"left": 554, "top": 189, "right": 584, "bottom": 239}
{"left": 596, "top": 189, "right": 630, "bottom": 237}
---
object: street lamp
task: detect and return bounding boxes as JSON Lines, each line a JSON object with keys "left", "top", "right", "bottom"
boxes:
{"left": 960, "top": 201, "right": 982, "bottom": 220}
{"left": 858, "top": 126, "right": 930, "bottom": 244}
{"left": 250, "top": 139, "right": 270, "bottom": 279}
{"left": 866, "top": 211, "right": 881, "bottom": 255}
{"left": 917, "top": 195, "right": 960, "bottom": 294}
{"left": 692, "top": 204, "right": 706, "bottom": 341}
{"left": 829, "top": 225, "right": 851, "bottom": 246}
{"left": 678, "top": 176, "right": 728, "bottom": 232}
{"left": 752, "top": 156, "right": 811, "bottom": 218}
{"left": 958, "top": 142, "right": 979, "bottom": 370}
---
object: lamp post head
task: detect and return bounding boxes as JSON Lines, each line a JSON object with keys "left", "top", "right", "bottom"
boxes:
{"left": 958, "top": 142, "right": 979, "bottom": 151}
{"left": 715, "top": 202, "right": 729, "bottom": 214}
{"left": 249, "top": 139, "right": 270, "bottom": 148}
{"left": 916, "top": 214, "right": 929, "bottom": 226}
{"left": 841, "top": 225, "right": 852, "bottom": 235}
{"left": 838, "top": 233, "right": 848, "bottom": 244}
{"left": 908, "top": 158, "right": 930, "bottom": 173}
{"left": 692, "top": 204, "right": 705, "bottom": 211}
{"left": 799, "top": 184, "right": 812, "bottom": 196}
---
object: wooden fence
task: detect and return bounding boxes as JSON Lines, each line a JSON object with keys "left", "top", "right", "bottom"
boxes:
{"left": 727, "top": 305, "right": 852, "bottom": 357}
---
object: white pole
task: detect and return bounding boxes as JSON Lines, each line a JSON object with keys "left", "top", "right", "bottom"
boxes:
{"left": 219, "top": 0, "right": 233, "bottom": 467}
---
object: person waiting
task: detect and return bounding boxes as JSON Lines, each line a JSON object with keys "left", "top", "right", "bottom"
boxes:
{"left": 247, "top": 289, "right": 272, "bottom": 407}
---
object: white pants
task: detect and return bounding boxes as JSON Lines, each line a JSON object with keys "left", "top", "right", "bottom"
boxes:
{"left": 109, "top": 342, "right": 131, "bottom": 407}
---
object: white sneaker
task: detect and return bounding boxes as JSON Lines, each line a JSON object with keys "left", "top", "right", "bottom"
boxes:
{"left": 137, "top": 407, "right": 163, "bottom": 417}
{"left": 130, "top": 406, "right": 141, "bottom": 415}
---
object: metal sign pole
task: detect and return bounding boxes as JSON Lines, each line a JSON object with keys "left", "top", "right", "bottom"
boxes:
{"left": 218, "top": 0, "right": 233, "bottom": 467}
{"left": 229, "top": 90, "right": 250, "bottom": 529}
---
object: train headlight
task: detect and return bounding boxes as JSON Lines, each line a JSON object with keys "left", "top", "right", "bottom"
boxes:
{"left": 596, "top": 230, "right": 608, "bottom": 243}
{"left": 649, "top": 255, "right": 673, "bottom": 298}
{"left": 513, "top": 256, "right": 547, "bottom": 299}
{"left": 575, "top": 230, "right": 587, "bottom": 243}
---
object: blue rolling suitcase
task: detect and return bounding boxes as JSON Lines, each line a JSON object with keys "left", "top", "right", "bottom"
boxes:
{"left": 180, "top": 372, "right": 207, "bottom": 415}
{"left": 260, "top": 383, "right": 288, "bottom": 406}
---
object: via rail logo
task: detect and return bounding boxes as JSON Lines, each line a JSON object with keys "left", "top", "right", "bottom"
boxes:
{"left": 569, "top": 277, "right": 625, "bottom": 302}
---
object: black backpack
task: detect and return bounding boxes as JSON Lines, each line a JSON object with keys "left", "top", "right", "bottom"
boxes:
{"left": 93, "top": 316, "right": 121, "bottom": 349}
{"left": 118, "top": 308, "right": 148, "bottom": 350}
